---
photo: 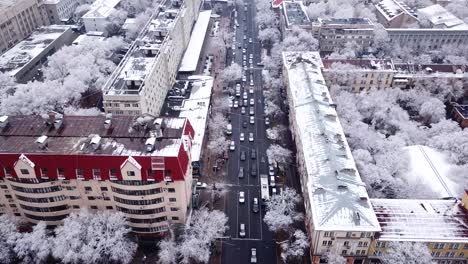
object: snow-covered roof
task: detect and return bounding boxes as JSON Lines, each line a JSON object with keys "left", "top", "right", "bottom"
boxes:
{"left": 371, "top": 198, "right": 468, "bottom": 243}
{"left": 179, "top": 10, "right": 212, "bottom": 72}
{"left": 0, "top": 25, "right": 72, "bottom": 77}
{"left": 82, "top": 0, "right": 122, "bottom": 19}
{"left": 283, "top": 51, "right": 381, "bottom": 232}
{"left": 282, "top": 1, "right": 310, "bottom": 28}
{"left": 72, "top": 34, "right": 105, "bottom": 45}
{"left": 403, "top": 145, "right": 460, "bottom": 198}
{"left": 375, "top": 0, "right": 418, "bottom": 22}
{"left": 418, "top": 4, "right": 468, "bottom": 29}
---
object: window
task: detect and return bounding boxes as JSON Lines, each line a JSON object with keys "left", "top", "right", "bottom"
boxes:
{"left": 322, "top": 241, "right": 327, "bottom": 246}
{"left": 169, "top": 198, "right": 176, "bottom": 202}
{"left": 449, "top": 252, "right": 455, "bottom": 258}
{"left": 450, "top": 243, "right": 459, "bottom": 250}
{"left": 464, "top": 244, "right": 468, "bottom": 249}
{"left": 438, "top": 243, "right": 445, "bottom": 249}
{"left": 106, "top": 206, "right": 113, "bottom": 210}
{"left": 168, "top": 188, "right": 175, "bottom": 193}
{"left": 5, "top": 194, "right": 12, "bottom": 199}
{"left": 0, "top": 185, "right": 7, "bottom": 189}
{"left": 376, "top": 241, "right": 386, "bottom": 248}
{"left": 363, "top": 242, "right": 368, "bottom": 247}
{"left": 90, "top": 206, "right": 98, "bottom": 209}
{"left": 4, "top": 167, "right": 12, "bottom": 177}
{"left": 327, "top": 241, "right": 332, "bottom": 246}
{"left": 103, "top": 197, "right": 111, "bottom": 201}
{"left": 76, "top": 168, "right": 84, "bottom": 179}
{"left": 72, "top": 205, "right": 80, "bottom": 209}
{"left": 358, "top": 242, "right": 362, "bottom": 247}
{"left": 19, "top": 169, "right": 29, "bottom": 175}
{"left": 40, "top": 168, "right": 48, "bottom": 178}
{"left": 127, "top": 171, "right": 135, "bottom": 177}
{"left": 435, "top": 252, "right": 440, "bottom": 257}
{"left": 92, "top": 169, "right": 101, "bottom": 179}
{"left": 170, "top": 207, "right": 178, "bottom": 211}
{"left": 460, "top": 253, "right": 464, "bottom": 258}
{"left": 100, "top": 187, "right": 108, "bottom": 191}
{"left": 88, "top": 196, "right": 95, "bottom": 200}
{"left": 172, "top": 216, "right": 179, "bottom": 220}
{"left": 346, "top": 232, "right": 352, "bottom": 238}
{"left": 57, "top": 168, "right": 65, "bottom": 178}
{"left": 109, "top": 169, "right": 118, "bottom": 178}
{"left": 344, "top": 241, "right": 349, "bottom": 246}
{"left": 360, "top": 232, "right": 365, "bottom": 238}
{"left": 85, "top": 186, "right": 92, "bottom": 191}
{"left": 342, "top": 250, "right": 347, "bottom": 255}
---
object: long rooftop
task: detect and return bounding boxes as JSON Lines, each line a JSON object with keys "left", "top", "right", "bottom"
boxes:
{"left": 371, "top": 198, "right": 468, "bottom": 243}
{"left": 82, "top": 0, "right": 122, "bottom": 19}
{"left": 418, "top": 4, "right": 468, "bottom": 29}
{"left": 283, "top": 51, "right": 381, "bottom": 232}
{"left": 0, "top": 25, "right": 72, "bottom": 76}
{"left": 375, "top": 0, "right": 418, "bottom": 21}
{"left": 282, "top": 1, "right": 310, "bottom": 28}
{"left": 322, "top": 58, "right": 395, "bottom": 71}
{"left": 0, "top": 114, "right": 192, "bottom": 157}
{"left": 104, "top": 0, "right": 183, "bottom": 96}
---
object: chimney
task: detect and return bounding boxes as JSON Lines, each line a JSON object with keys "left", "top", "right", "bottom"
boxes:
{"left": 0, "top": 115, "right": 8, "bottom": 128}
{"left": 53, "top": 113, "right": 63, "bottom": 130}
{"left": 90, "top": 135, "right": 101, "bottom": 150}
{"left": 145, "top": 137, "right": 156, "bottom": 152}
{"left": 104, "top": 113, "right": 112, "bottom": 130}
{"left": 35, "top": 135, "right": 48, "bottom": 149}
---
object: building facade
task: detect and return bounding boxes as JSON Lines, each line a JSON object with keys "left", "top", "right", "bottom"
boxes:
{"left": 392, "top": 63, "right": 468, "bottom": 89}
{"left": 0, "top": 114, "right": 195, "bottom": 235}
{"left": 283, "top": 51, "right": 381, "bottom": 264}
{"left": 312, "top": 18, "right": 374, "bottom": 52}
{"left": 374, "top": 0, "right": 418, "bottom": 28}
{"left": 0, "top": 0, "right": 50, "bottom": 54}
{"left": 43, "top": 0, "right": 80, "bottom": 24}
{"left": 82, "top": 0, "right": 122, "bottom": 35}
{"left": 103, "top": 0, "right": 202, "bottom": 116}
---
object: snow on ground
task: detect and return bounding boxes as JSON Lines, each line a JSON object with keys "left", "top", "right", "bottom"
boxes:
{"left": 179, "top": 10, "right": 212, "bottom": 72}
{"left": 404, "top": 145, "right": 460, "bottom": 198}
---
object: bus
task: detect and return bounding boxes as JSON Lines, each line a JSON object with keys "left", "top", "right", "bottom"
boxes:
{"left": 260, "top": 174, "right": 269, "bottom": 202}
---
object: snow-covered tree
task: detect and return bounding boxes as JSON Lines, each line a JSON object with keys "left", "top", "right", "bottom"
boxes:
{"left": 419, "top": 97, "right": 445, "bottom": 124}
{"left": 283, "top": 26, "right": 318, "bottom": 52}
{"left": 256, "top": 9, "right": 277, "bottom": 29}
{"left": 125, "top": 12, "right": 151, "bottom": 40}
{"left": 258, "top": 27, "right": 281, "bottom": 51}
{"left": 266, "top": 125, "right": 287, "bottom": 141}
{"left": 324, "top": 250, "right": 346, "bottom": 264}
{"left": 264, "top": 101, "right": 282, "bottom": 118}
{"left": 381, "top": 242, "right": 435, "bottom": 264}
{"left": 221, "top": 63, "right": 242, "bottom": 84}
{"left": 264, "top": 187, "right": 303, "bottom": 233}
{"left": 157, "top": 237, "right": 179, "bottom": 264}
{"left": 0, "top": 72, "right": 16, "bottom": 95}
{"left": 280, "top": 230, "right": 309, "bottom": 262}
{"left": 14, "top": 222, "right": 51, "bottom": 264}
{"left": 446, "top": 0, "right": 468, "bottom": 23}
{"left": 0, "top": 215, "right": 19, "bottom": 264}
{"left": 119, "top": 0, "right": 155, "bottom": 16}
{"left": 53, "top": 209, "right": 137, "bottom": 264}
{"left": 266, "top": 144, "right": 292, "bottom": 165}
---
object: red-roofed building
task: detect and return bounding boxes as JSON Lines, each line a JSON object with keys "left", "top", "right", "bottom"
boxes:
{"left": 0, "top": 114, "right": 195, "bottom": 235}
{"left": 272, "top": 0, "right": 283, "bottom": 8}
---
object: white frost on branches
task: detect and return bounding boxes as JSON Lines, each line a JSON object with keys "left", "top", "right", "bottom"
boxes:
{"left": 14, "top": 222, "right": 51, "bottom": 264}
{"left": 0, "top": 215, "right": 19, "bottom": 264}
{"left": 266, "top": 144, "right": 292, "bottom": 165}
{"left": 264, "top": 187, "right": 303, "bottom": 233}
{"left": 280, "top": 230, "right": 309, "bottom": 262}
{"left": 381, "top": 242, "right": 435, "bottom": 264}
{"left": 324, "top": 250, "right": 347, "bottom": 264}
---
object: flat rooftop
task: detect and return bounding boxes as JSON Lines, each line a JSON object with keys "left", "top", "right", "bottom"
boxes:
{"left": 0, "top": 115, "right": 190, "bottom": 157}
{"left": 371, "top": 198, "right": 468, "bottom": 243}
{"left": 0, "top": 25, "right": 72, "bottom": 76}
{"left": 418, "top": 4, "right": 468, "bottom": 29}
{"left": 321, "top": 18, "right": 373, "bottom": 25}
{"left": 161, "top": 76, "right": 213, "bottom": 162}
{"left": 393, "top": 63, "right": 468, "bottom": 77}
{"left": 283, "top": 51, "right": 380, "bottom": 232}
{"left": 283, "top": 1, "right": 310, "bottom": 27}
{"left": 454, "top": 104, "right": 468, "bottom": 119}
{"left": 82, "top": 0, "right": 122, "bottom": 19}
{"left": 104, "top": 0, "right": 183, "bottom": 96}
{"left": 375, "top": 0, "right": 417, "bottom": 21}
{"left": 322, "top": 59, "right": 395, "bottom": 71}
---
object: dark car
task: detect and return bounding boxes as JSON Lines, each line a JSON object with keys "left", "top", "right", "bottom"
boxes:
{"left": 251, "top": 149, "right": 256, "bottom": 160}
{"left": 252, "top": 197, "right": 259, "bottom": 213}
{"left": 238, "top": 167, "right": 244, "bottom": 178}
{"left": 240, "top": 151, "right": 246, "bottom": 161}
{"left": 243, "top": 120, "right": 248, "bottom": 128}
{"left": 251, "top": 164, "right": 257, "bottom": 176}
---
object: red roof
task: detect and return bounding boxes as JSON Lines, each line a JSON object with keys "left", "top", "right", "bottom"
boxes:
{"left": 272, "top": 0, "right": 283, "bottom": 8}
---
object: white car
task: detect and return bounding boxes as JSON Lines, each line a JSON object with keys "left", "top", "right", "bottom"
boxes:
{"left": 265, "top": 117, "right": 270, "bottom": 125}
{"left": 249, "top": 58, "right": 253, "bottom": 64}
{"left": 240, "top": 132, "right": 245, "bottom": 142}
{"left": 249, "top": 107, "right": 254, "bottom": 115}
{"left": 250, "top": 116, "right": 255, "bottom": 124}
{"left": 229, "top": 100, "right": 233, "bottom": 108}
{"left": 249, "top": 38, "right": 253, "bottom": 43}
{"left": 239, "top": 191, "right": 245, "bottom": 203}
{"left": 243, "top": 55, "right": 247, "bottom": 60}
{"left": 242, "top": 75, "right": 246, "bottom": 82}
{"left": 249, "top": 87, "right": 254, "bottom": 94}
{"left": 196, "top": 182, "right": 207, "bottom": 189}
{"left": 234, "top": 100, "right": 239, "bottom": 108}
{"left": 243, "top": 35, "right": 247, "bottom": 40}
{"left": 269, "top": 165, "right": 275, "bottom": 176}
{"left": 241, "top": 106, "right": 246, "bottom": 115}
{"left": 243, "top": 60, "right": 246, "bottom": 66}
{"left": 243, "top": 48, "right": 246, "bottom": 54}
{"left": 230, "top": 140, "right": 235, "bottom": 151}
{"left": 250, "top": 248, "right": 257, "bottom": 263}
{"left": 270, "top": 176, "right": 276, "bottom": 187}
{"left": 250, "top": 79, "right": 254, "bottom": 86}
{"left": 243, "top": 99, "right": 248, "bottom": 106}
{"left": 240, "top": 223, "right": 246, "bottom": 237}
{"left": 243, "top": 91, "right": 248, "bottom": 99}
{"left": 249, "top": 132, "right": 254, "bottom": 142}
{"left": 244, "top": 65, "right": 247, "bottom": 71}
{"left": 250, "top": 98, "right": 254, "bottom": 106}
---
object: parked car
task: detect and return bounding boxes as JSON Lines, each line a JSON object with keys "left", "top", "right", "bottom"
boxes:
{"left": 265, "top": 117, "right": 270, "bottom": 125}
{"left": 251, "top": 149, "right": 256, "bottom": 159}
{"left": 269, "top": 165, "right": 275, "bottom": 176}
{"left": 249, "top": 132, "right": 254, "bottom": 142}
{"left": 251, "top": 164, "right": 257, "bottom": 176}
{"left": 240, "top": 133, "right": 245, "bottom": 142}
{"left": 250, "top": 248, "right": 257, "bottom": 263}
{"left": 239, "top": 191, "right": 245, "bottom": 203}
{"left": 240, "top": 223, "right": 246, "bottom": 237}
{"left": 270, "top": 175, "right": 276, "bottom": 187}
{"left": 233, "top": 100, "right": 239, "bottom": 108}
{"left": 238, "top": 167, "right": 244, "bottom": 178}
{"left": 196, "top": 182, "right": 207, "bottom": 189}
{"left": 249, "top": 107, "right": 254, "bottom": 115}
{"left": 249, "top": 87, "right": 254, "bottom": 94}
{"left": 229, "top": 140, "right": 235, "bottom": 151}
{"left": 250, "top": 98, "right": 254, "bottom": 106}
{"left": 250, "top": 116, "right": 255, "bottom": 124}
{"left": 252, "top": 198, "right": 259, "bottom": 213}
{"left": 240, "top": 151, "right": 246, "bottom": 161}
{"left": 241, "top": 107, "right": 246, "bottom": 114}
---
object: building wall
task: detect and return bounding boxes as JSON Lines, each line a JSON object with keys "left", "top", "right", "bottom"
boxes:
{"left": 322, "top": 69, "right": 395, "bottom": 92}
{"left": 387, "top": 28, "right": 468, "bottom": 49}
{"left": 313, "top": 22, "right": 374, "bottom": 52}
{"left": 44, "top": 0, "right": 80, "bottom": 24}
{"left": 376, "top": 11, "right": 417, "bottom": 28}
{"left": 0, "top": 0, "right": 49, "bottom": 54}
{"left": 83, "top": 16, "right": 110, "bottom": 34}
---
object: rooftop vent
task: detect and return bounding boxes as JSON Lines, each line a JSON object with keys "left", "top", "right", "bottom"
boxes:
{"left": 104, "top": 113, "right": 112, "bottom": 129}
{"left": 35, "top": 135, "right": 48, "bottom": 149}
{"left": 0, "top": 115, "right": 8, "bottom": 128}
{"left": 145, "top": 137, "right": 156, "bottom": 152}
{"left": 90, "top": 135, "right": 101, "bottom": 150}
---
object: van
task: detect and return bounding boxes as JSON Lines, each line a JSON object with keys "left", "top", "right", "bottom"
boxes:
{"left": 226, "top": 123, "right": 232, "bottom": 135}
{"left": 239, "top": 223, "right": 246, "bottom": 237}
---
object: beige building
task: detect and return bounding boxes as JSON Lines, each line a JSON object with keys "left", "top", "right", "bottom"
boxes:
{"left": 312, "top": 18, "right": 374, "bottom": 53}
{"left": 0, "top": 0, "right": 50, "bottom": 54}
{"left": 0, "top": 114, "right": 195, "bottom": 235}
{"left": 322, "top": 58, "right": 396, "bottom": 92}
{"left": 43, "top": 0, "right": 80, "bottom": 24}
{"left": 103, "top": 0, "right": 202, "bottom": 116}
{"left": 392, "top": 63, "right": 468, "bottom": 89}
{"left": 283, "top": 51, "right": 381, "bottom": 264}
{"left": 375, "top": 0, "right": 418, "bottom": 28}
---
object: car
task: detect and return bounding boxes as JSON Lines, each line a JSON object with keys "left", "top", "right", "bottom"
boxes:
{"left": 249, "top": 58, "right": 253, "bottom": 64}
{"left": 270, "top": 175, "right": 276, "bottom": 187}
{"left": 241, "top": 106, "right": 246, "bottom": 114}
{"left": 239, "top": 191, "right": 245, "bottom": 203}
{"left": 265, "top": 117, "right": 270, "bottom": 125}
{"left": 243, "top": 99, "right": 248, "bottom": 106}
{"left": 229, "top": 100, "right": 233, "bottom": 108}
{"left": 238, "top": 167, "right": 244, "bottom": 178}
{"left": 239, "top": 223, "right": 246, "bottom": 237}
{"left": 249, "top": 54, "right": 253, "bottom": 59}
{"left": 232, "top": 44, "right": 236, "bottom": 50}
{"left": 249, "top": 37, "right": 253, "bottom": 43}
{"left": 250, "top": 248, "right": 257, "bottom": 263}
{"left": 250, "top": 79, "right": 254, "bottom": 86}
{"left": 269, "top": 165, "right": 275, "bottom": 176}
{"left": 244, "top": 6, "right": 247, "bottom": 11}
{"left": 251, "top": 164, "right": 257, "bottom": 176}
{"left": 243, "top": 91, "right": 248, "bottom": 99}
{"left": 243, "top": 48, "right": 246, "bottom": 54}
{"left": 256, "top": 62, "right": 264, "bottom": 67}
{"left": 240, "top": 132, "right": 245, "bottom": 142}
{"left": 250, "top": 64, "right": 253, "bottom": 69}
{"left": 240, "top": 151, "right": 246, "bottom": 161}
{"left": 229, "top": 140, "right": 235, "bottom": 151}
{"left": 233, "top": 100, "right": 239, "bottom": 108}
{"left": 249, "top": 132, "right": 254, "bottom": 142}
{"left": 249, "top": 107, "right": 254, "bottom": 115}
{"left": 250, "top": 116, "right": 255, "bottom": 124}
{"left": 249, "top": 98, "right": 254, "bottom": 106}
{"left": 243, "top": 60, "right": 246, "bottom": 66}
{"left": 238, "top": 43, "right": 242, "bottom": 49}
{"left": 196, "top": 182, "right": 208, "bottom": 189}
{"left": 249, "top": 87, "right": 254, "bottom": 94}
{"left": 243, "top": 35, "right": 247, "bottom": 40}
{"left": 251, "top": 149, "right": 256, "bottom": 160}
{"left": 242, "top": 75, "right": 246, "bottom": 82}
{"left": 243, "top": 55, "right": 247, "bottom": 60}
{"left": 252, "top": 198, "right": 259, "bottom": 213}
{"left": 243, "top": 120, "right": 248, "bottom": 128}
{"left": 243, "top": 65, "right": 247, "bottom": 71}
{"left": 271, "top": 187, "right": 277, "bottom": 196}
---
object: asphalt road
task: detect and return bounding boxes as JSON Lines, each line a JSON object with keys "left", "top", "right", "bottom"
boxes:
{"left": 221, "top": 0, "right": 278, "bottom": 263}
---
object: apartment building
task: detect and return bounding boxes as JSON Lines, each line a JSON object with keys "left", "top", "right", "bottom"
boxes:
{"left": 281, "top": 1, "right": 310, "bottom": 31}
{"left": 0, "top": 25, "right": 75, "bottom": 82}
{"left": 0, "top": 114, "right": 195, "bottom": 235}
{"left": 374, "top": 0, "right": 418, "bottom": 28}
{"left": 451, "top": 104, "right": 468, "bottom": 128}
{"left": 322, "top": 58, "right": 395, "bottom": 91}
{"left": 369, "top": 197, "right": 468, "bottom": 264}
{"left": 392, "top": 63, "right": 468, "bottom": 89}
{"left": 0, "top": 0, "right": 50, "bottom": 54}
{"left": 43, "top": 0, "right": 80, "bottom": 24}
{"left": 103, "top": 0, "right": 201, "bottom": 116}
{"left": 82, "top": 0, "right": 122, "bottom": 35}
{"left": 312, "top": 18, "right": 374, "bottom": 52}
{"left": 283, "top": 51, "right": 381, "bottom": 264}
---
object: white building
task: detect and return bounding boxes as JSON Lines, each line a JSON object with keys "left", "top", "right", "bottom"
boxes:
{"left": 281, "top": 1, "right": 310, "bottom": 30}
{"left": 82, "top": 0, "right": 122, "bottom": 35}
{"left": 103, "top": 0, "right": 202, "bottom": 116}
{"left": 0, "top": 25, "right": 75, "bottom": 82}
{"left": 374, "top": 0, "right": 418, "bottom": 28}
{"left": 282, "top": 51, "right": 381, "bottom": 264}
{"left": 418, "top": 4, "right": 467, "bottom": 29}
{"left": 44, "top": 0, "right": 80, "bottom": 24}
